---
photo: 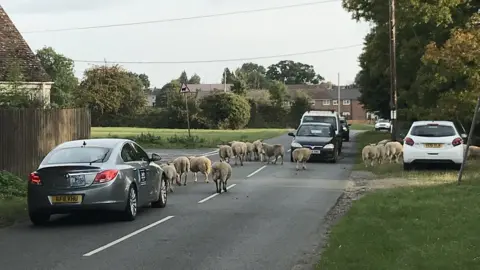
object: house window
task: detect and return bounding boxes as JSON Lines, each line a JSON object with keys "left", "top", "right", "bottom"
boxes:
{"left": 322, "top": 100, "right": 330, "bottom": 105}
{"left": 332, "top": 100, "right": 338, "bottom": 105}
{"left": 342, "top": 112, "right": 350, "bottom": 116}
{"left": 342, "top": 99, "right": 351, "bottom": 105}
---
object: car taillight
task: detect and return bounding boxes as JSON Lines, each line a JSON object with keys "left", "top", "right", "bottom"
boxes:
{"left": 452, "top": 137, "right": 462, "bottom": 147}
{"left": 29, "top": 172, "right": 42, "bottom": 185}
{"left": 404, "top": 137, "right": 414, "bottom": 146}
{"left": 94, "top": 169, "right": 119, "bottom": 183}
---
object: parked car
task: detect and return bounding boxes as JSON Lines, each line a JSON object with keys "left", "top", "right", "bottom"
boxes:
{"left": 27, "top": 138, "right": 167, "bottom": 226}
{"left": 300, "top": 110, "right": 343, "bottom": 153}
{"left": 375, "top": 119, "right": 391, "bottom": 131}
{"left": 402, "top": 121, "right": 467, "bottom": 170}
{"left": 288, "top": 122, "right": 340, "bottom": 163}
{"left": 339, "top": 116, "right": 351, "bottom": 141}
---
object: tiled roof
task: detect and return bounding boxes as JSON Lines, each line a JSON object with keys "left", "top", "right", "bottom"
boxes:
{"left": 286, "top": 84, "right": 360, "bottom": 100}
{"left": 0, "top": 6, "right": 51, "bottom": 82}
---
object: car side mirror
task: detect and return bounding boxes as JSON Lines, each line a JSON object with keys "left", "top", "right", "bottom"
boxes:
{"left": 461, "top": 133, "right": 467, "bottom": 139}
{"left": 150, "top": 153, "right": 162, "bottom": 162}
{"left": 288, "top": 132, "right": 295, "bottom": 137}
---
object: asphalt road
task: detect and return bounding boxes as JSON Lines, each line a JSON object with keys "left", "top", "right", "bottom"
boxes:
{"left": 0, "top": 131, "right": 362, "bottom": 270}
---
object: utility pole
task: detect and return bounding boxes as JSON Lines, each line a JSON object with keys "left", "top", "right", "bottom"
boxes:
{"left": 337, "top": 73, "right": 341, "bottom": 114}
{"left": 224, "top": 68, "right": 227, "bottom": 92}
{"left": 389, "top": 0, "right": 398, "bottom": 141}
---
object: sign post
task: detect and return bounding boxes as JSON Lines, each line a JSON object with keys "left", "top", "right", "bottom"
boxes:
{"left": 180, "top": 83, "right": 191, "bottom": 137}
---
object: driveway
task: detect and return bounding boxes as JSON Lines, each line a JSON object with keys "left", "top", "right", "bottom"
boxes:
{"left": 0, "top": 131, "right": 363, "bottom": 270}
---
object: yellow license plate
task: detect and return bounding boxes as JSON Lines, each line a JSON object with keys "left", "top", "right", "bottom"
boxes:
{"left": 51, "top": 195, "right": 82, "bottom": 204}
{"left": 424, "top": 143, "right": 443, "bottom": 148}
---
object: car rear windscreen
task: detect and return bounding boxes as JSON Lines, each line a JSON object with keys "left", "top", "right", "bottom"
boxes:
{"left": 410, "top": 125, "right": 456, "bottom": 137}
{"left": 45, "top": 147, "right": 111, "bottom": 164}
{"left": 302, "top": 116, "right": 337, "bottom": 129}
{"left": 297, "top": 125, "right": 332, "bottom": 137}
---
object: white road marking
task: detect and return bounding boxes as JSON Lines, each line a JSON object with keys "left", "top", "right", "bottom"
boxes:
{"left": 82, "top": 216, "right": 175, "bottom": 257}
{"left": 202, "top": 150, "right": 219, "bottom": 157}
{"left": 287, "top": 149, "right": 291, "bottom": 152}
{"left": 246, "top": 165, "right": 267, "bottom": 178}
{"left": 198, "top": 184, "right": 237, "bottom": 203}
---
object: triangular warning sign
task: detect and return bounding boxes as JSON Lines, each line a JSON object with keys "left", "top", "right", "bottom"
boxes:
{"left": 180, "top": 83, "right": 190, "bottom": 93}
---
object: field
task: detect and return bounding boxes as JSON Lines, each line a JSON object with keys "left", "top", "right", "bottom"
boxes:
{"left": 317, "top": 131, "right": 480, "bottom": 269}
{"left": 91, "top": 127, "right": 290, "bottom": 148}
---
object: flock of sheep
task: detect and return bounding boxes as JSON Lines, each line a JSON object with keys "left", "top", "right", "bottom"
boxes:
{"left": 361, "top": 138, "right": 480, "bottom": 167}
{"left": 157, "top": 140, "right": 289, "bottom": 194}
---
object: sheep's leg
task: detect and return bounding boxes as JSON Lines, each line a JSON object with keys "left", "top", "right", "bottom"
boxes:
{"left": 223, "top": 177, "right": 228, "bottom": 192}
{"left": 273, "top": 156, "right": 278, "bottom": 165}
{"left": 204, "top": 172, "right": 209, "bottom": 183}
{"left": 280, "top": 154, "right": 284, "bottom": 165}
{"left": 193, "top": 172, "right": 198, "bottom": 182}
{"left": 234, "top": 155, "right": 238, "bottom": 166}
{"left": 302, "top": 161, "right": 307, "bottom": 170}
{"left": 183, "top": 172, "right": 188, "bottom": 186}
{"left": 295, "top": 160, "right": 300, "bottom": 170}
{"left": 240, "top": 154, "right": 244, "bottom": 166}
{"left": 215, "top": 180, "right": 220, "bottom": 193}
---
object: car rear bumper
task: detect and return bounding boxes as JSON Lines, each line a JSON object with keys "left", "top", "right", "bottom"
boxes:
{"left": 403, "top": 146, "right": 464, "bottom": 164}
{"left": 27, "top": 180, "right": 128, "bottom": 214}
{"left": 290, "top": 147, "right": 335, "bottom": 161}
{"left": 375, "top": 126, "right": 391, "bottom": 130}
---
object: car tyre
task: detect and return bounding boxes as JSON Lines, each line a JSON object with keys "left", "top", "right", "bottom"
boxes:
{"left": 403, "top": 162, "right": 413, "bottom": 171}
{"left": 345, "top": 136, "right": 350, "bottom": 142}
{"left": 330, "top": 149, "right": 338, "bottom": 163}
{"left": 29, "top": 211, "right": 50, "bottom": 226}
{"left": 121, "top": 185, "right": 137, "bottom": 221}
{"left": 152, "top": 176, "right": 167, "bottom": 208}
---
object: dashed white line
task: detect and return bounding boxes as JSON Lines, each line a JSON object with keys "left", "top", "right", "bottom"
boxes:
{"left": 246, "top": 165, "right": 267, "bottom": 178}
{"left": 287, "top": 149, "right": 291, "bottom": 152}
{"left": 198, "top": 184, "right": 237, "bottom": 203}
{"left": 202, "top": 150, "right": 219, "bottom": 157}
{"left": 82, "top": 215, "right": 175, "bottom": 257}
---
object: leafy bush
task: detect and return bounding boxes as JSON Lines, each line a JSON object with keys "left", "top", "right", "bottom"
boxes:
{"left": 199, "top": 92, "right": 251, "bottom": 129}
{"left": 0, "top": 171, "right": 27, "bottom": 199}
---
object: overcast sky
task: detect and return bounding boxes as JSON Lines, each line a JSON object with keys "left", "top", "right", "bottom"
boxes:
{"left": 2, "top": 0, "right": 370, "bottom": 87}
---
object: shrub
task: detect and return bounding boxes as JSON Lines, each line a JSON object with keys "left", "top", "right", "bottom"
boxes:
{"left": 0, "top": 171, "right": 27, "bottom": 199}
{"left": 199, "top": 92, "right": 251, "bottom": 129}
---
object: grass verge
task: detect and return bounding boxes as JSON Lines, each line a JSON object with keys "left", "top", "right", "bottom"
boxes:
{"left": 349, "top": 123, "right": 374, "bottom": 130}
{"left": 91, "top": 127, "right": 290, "bottom": 148}
{"left": 317, "top": 177, "right": 480, "bottom": 269}
{"left": 0, "top": 171, "right": 27, "bottom": 228}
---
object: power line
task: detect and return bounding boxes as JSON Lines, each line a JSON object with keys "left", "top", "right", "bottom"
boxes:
{"left": 22, "top": 0, "right": 341, "bottom": 34}
{"left": 73, "top": 44, "right": 363, "bottom": 64}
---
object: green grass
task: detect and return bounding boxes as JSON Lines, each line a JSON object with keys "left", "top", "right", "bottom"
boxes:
{"left": 91, "top": 127, "right": 290, "bottom": 148}
{"left": 317, "top": 177, "right": 480, "bottom": 270}
{"left": 350, "top": 123, "right": 374, "bottom": 130}
{"left": 0, "top": 197, "right": 27, "bottom": 227}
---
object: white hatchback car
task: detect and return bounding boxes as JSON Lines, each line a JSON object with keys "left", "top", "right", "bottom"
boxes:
{"left": 402, "top": 121, "right": 467, "bottom": 170}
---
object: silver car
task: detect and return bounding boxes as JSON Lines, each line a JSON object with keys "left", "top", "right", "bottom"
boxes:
{"left": 27, "top": 138, "right": 167, "bottom": 226}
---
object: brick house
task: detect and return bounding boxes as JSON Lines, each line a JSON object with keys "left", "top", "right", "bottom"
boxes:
{"left": 287, "top": 84, "right": 367, "bottom": 120}
{"left": 0, "top": 5, "right": 53, "bottom": 104}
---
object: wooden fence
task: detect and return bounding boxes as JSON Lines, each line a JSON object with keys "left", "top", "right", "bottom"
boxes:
{"left": 0, "top": 108, "right": 91, "bottom": 178}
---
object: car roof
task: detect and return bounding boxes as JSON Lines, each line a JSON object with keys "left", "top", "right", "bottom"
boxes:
{"left": 299, "top": 122, "right": 333, "bottom": 127}
{"left": 411, "top": 120, "right": 454, "bottom": 126}
{"left": 302, "top": 110, "right": 338, "bottom": 117}
{"left": 55, "top": 138, "right": 130, "bottom": 149}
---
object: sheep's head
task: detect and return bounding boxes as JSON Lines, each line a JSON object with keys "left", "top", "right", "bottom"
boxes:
{"left": 188, "top": 156, "right": 196, "bottom": 161}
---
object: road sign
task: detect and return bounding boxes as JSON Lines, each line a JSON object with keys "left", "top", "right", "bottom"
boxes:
{"left": 180, "top": 83, "right": 190, "bottom": 93}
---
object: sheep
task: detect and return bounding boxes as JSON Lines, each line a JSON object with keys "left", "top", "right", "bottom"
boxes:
{"left": 172, "top": 156, "right": 190, "bottom": 186}
{"left": 211, "top": 160, "right": 232, "bottom": 193}
{"left": 188, "top": 155, "right": 212, "bottom": 183}
{"left": 252, "top": 139, "right": 263, "bottom": 161}
{"left": 231, "top": 141, "right": 248, "bottom": 166}
{"left": 261, "top": 143, "right": 285, "bottom": 165}
{"left": 292, "top": 148, "right": 312, "bottom": 170}
{"left": 374, "top": 144, "right": 387, "bottom": 165}
{"left": 217, "top": 144, "right": 234, "bottom": 163}
{"left": 385, "top": 141, "right": 403, "bottom": 163}
{"left": 159, "top": 162, "right": 179, "bottom": 192}
{"left": 378, "top": 139, "right": 390, "bottom": 145}
{"left": 245, "top": 142, "right": 255, "bottom": 161}
{"left": 362, "top": 144, "right": 378, "bottom": 167}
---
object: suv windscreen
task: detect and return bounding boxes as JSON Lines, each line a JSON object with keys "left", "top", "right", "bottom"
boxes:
{"left": 410, "top": 125, "right": 456, "bottom": 137}
{"left": 302, "top": 116, "right": 337, "bottom": 129}
{"left": 45, "top": 147, "right": 111, "bottom": 164}
{"left": 297, "top": 125, "right": 332, "bottom": 137}
{"left": 378, "top": 119, "right": 389, "bottom": 123}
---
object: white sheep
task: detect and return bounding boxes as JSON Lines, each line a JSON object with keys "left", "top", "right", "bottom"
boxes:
{"left": 159, "top": 163, "right": 179, "bottom": 192}
{"left": 217, "top": 144, "right": 234, "bottom": 163}
{"left": 188, "top": 156, "right": 212, "bottom": 183}
{"left": 245, "top": 142, "right": 255, "bottom": 161}
{"left": 173, "top": 156, "right": 190, "bottom": 186}
{"left": 231, "top": 141, "right": 248, "bottom": 166}
{"left": 261, "top": 143, "right": 285, "bottom": 165}
{"left": 375, "top": 144, "right": 387, "bottom": 165}
{"left": 377, "top": 139, "right": 390, "bottom": 145}
{"left": 362, "top": 144, "right": 378, "bottom": 167}
{"left": 292, "top": 148, "right": 312, "bottom": 170}
{"left": 211, "top": 160, "right": 232, "bottom": 193}
{"left": 385, "top": 141, "right": 403, "bottom": 163}
{"left": 252, "top": 139, "right": 263, "bottom": 161}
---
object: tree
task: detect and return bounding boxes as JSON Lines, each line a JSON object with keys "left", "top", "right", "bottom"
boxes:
{"left": 268, "top": 80, "right": 288, "bottom": 106}
{"left": 188, "top": 73, "right": 201, "bottom": 84}
{"left": 230, "top": 77, "right": 248, "bottom": 96}
{"left": 179, "top": 71, "right": 188, "bottom": 83}
{"left": 155, "top": 79, "right": 181, "bottom": 108}
{"left": 199, "top": 93, "right": 251, "bottom": 129}
{"left": 36, "top": 46, "right": 78, "bottom": 107}
{"left": 76, "top": 65, "right": 146, "bottom": 122}
{"left": 221, "top": 68, "right": 236, "bottom": 84}
{"left": 266, "top": 60, "right": 324, "bottom": 85}
{"left": 235, "top": 63, "right": 270, "bottom": 89}
{"left": 289, "top": 93, "right": 313, "bottom": 126}
{"left": 127, "top": 72, "right": 150, "bottom": 89}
